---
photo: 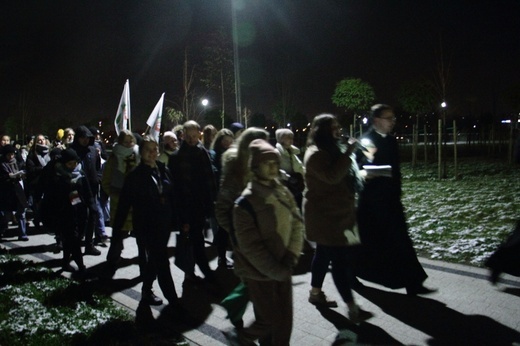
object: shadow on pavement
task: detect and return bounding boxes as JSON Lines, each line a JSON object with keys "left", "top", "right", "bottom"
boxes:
{"left": 503, "top": 287, "right": 520, "bottom": 298}
{"left": 315, "top": 306, "right": 403, "bottom": 345}
{"left": 356, "top": 286, "right": 520, "bottom": 345}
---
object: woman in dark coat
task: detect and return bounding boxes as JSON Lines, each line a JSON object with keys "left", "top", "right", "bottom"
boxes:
{"left": 25, "top": 134, "right": 51, "bottom": 229}
{"left": 356, "top": 104, "right": 435, "bottom": 295}
{"left": 112, "top": 136, "right": 178, "bottom": 306}
{"left": 0, "top": 144, "right": 29, "bottom": 241}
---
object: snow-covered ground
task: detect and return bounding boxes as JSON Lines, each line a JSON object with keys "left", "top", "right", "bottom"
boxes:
{"left": 400, "top": 159, "right": 520, "bottom": 266}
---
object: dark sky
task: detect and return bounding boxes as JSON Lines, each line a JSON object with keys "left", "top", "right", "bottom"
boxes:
{"left": 1, "top": 0, "right": 519, "bottom": 134}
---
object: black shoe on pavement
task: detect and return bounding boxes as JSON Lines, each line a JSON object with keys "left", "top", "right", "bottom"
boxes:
{"left": 84, "top": 245, "right": 101, "bottom": 256}
{"left": 141, "top": 292, "right": 163, "bottom": 306}
{"left": 406, "top": 285, "right": 438, "bottom": 296}
{"left": 218, "top": 257, "right": 234, "bottom": 269}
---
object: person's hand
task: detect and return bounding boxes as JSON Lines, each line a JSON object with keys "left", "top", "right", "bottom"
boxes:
{"left": 362, "top": 145, "right": 377, "bottom": 162}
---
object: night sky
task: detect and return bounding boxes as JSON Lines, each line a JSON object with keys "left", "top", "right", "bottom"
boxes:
{"left": 1, "top": 0, "right": 519, "bottom": 135}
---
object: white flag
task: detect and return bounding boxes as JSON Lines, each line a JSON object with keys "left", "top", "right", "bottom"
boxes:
{"left": 114, "top": 79, "right": 131, "bottom": 136}
{"left": 146, "top": 93, "right": 164, "bottom": 143}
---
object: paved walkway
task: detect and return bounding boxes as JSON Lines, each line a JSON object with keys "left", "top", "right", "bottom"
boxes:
{"left": 1, "top": 223, "right": 520, "bottom": 345}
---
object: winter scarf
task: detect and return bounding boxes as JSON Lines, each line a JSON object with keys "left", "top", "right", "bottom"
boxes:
{"left": 112, "top": 143, "right": 139, "bottom": 174}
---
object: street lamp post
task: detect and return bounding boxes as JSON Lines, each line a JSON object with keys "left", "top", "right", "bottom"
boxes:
{"left": 441, "top": 101, "right": 447, "bottom": 179}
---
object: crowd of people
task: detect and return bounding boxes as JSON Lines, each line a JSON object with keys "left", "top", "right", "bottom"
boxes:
{"left": 1, "top": 106, "right": 443, "bottom": 345}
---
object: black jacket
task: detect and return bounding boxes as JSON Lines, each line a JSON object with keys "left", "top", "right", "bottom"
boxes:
{"left": 169, "top": 142, "right": 216, "bottom": 225}
{"left": 113, "top": 161, "right": 174, "bottom": 234}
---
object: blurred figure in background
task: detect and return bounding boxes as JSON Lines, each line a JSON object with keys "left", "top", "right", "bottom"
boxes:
{"left": 275, "top": 128, "right": 305, "bottom": 209}
{"left": 103, "top": 130, "right": 142, "bottom": 276}
{"left": 157, "top": 131, "right": 178, "bottom": 166}
{"left": 0, "top": 144, "right": 29, "bottom": 241}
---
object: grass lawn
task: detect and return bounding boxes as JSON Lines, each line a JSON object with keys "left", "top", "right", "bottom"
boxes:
{"left": 401, "top": 157, "right": 520, "bottom": 266}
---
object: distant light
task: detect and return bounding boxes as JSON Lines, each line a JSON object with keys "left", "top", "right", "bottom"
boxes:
{"left": 201, "top": 99, "right": 209, "bottom": 107}
{"left": 441, "top": 102, "right": 447, "bottom": 108}
{"left": 362, "top": 117, "right": 368, "bottom": 125}
{"left": 473, "top": 125, "right": 477, "bottom": 128}
{"left": 307, "top": 123, "right": 311, "bottom": 127}
{"left": 287, "top": 123, "right": 291, "bottom": 127}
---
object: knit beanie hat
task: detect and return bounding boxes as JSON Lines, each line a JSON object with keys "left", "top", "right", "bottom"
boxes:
{"left": 230, "top": 122, "right": 244, "bottom": 136}
{"left": 1, "top": 144, "right": 16, "bottom": 155}
{"left": 60, "top": 148, "right": 80, "bottom": 163}
{"left": 249, "top": 139, "right": 280, "bottom": 169}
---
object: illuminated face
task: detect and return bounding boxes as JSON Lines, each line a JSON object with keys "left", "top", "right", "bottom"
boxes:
{"left": 122, "top": 135, "right": 135, "bottom": 148}
{"left": 184, "top": 128, "right": 200, "bottom": 147}
{"left": 280, "top": 135, "right": 294, "bottom": 149}
{"left": 1, "top": 136, "right": 10, "bottom": 146}
{"left": 374, "top": 110, "right": 396, "bottom": 135}
{"left": 65, "top": 131, "right": 75, "bottom": 144}
{"left": 36, "top": 135, "right": 46, "bottom": 145}
{"left": 141, "top": 141, "right": 159, "bottom": 166}
{"left": 164, "top": 135, "right": 178, "bottom": 151}
{"left": 255, "top": 159, "right": 280, "bottom": 182}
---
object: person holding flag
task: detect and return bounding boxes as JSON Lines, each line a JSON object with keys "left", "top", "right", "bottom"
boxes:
{"left": 114, "top": 79, "right": 131, "bottom": 135}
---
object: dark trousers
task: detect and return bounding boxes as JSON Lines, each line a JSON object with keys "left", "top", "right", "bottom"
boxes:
{"left": 242, "top": 277, "right": 293, "bottom": 345}
{"left": 310, "top": 244, "right": 355, "bottom": 303}
{"left": 137, "top": 228, "right": 178, "bottom": 302}
{"left": 188, "top": 220, "right": 212, "bottom": 276}
{"left": 107, "top": 229, "right": 147, "bottom": 275}
{"left": 61, "top": 226, "right": 85, "bottom": 269}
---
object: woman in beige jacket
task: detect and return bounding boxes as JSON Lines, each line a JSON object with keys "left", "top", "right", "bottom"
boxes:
{"left": 303, "top": 113, "right": 371, "bottom": 324}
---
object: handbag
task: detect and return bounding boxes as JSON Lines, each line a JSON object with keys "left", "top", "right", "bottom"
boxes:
{"left": 174, "top": 232, "right": 195, "bottom": 273}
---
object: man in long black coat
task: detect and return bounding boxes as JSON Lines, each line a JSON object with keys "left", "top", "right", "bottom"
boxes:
{"left": 356, "top": 104, "right": 436, "bottom": 295}
{"left": 169, "top": 120, "right": 217, "bottom": 282}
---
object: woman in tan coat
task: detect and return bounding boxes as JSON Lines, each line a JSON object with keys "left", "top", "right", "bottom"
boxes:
{"left": 303, "top": 113, "right": 371, "bottom": 324}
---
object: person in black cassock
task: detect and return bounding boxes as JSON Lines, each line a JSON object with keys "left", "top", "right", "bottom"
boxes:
{"left": 355, "top": 104, "right": 436, "bottom": 296}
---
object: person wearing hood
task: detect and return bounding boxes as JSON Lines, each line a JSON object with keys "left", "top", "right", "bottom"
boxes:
{"left": 69, "top": 125, "right": 102, "bottom": 255}
{"left": 0, "top": 144, "right": 29, "bottom": 241}
{"left": 41, "top": 148, "right": 90, "bottom": 274}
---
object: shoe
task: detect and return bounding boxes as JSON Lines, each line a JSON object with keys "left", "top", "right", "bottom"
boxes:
{"left": 348, "top": 307, "right": 373, "bottom": 324}
{"left": 94, "top": 241, "right": 108, "bottom": 248}
{"left": 184, "top": 273, "right": 204, "bottom": 283}
{"left": 218, "top": 257, "right": 234, "bottom": 269}
{"left": 141, "top": 292, "right": 163, "bottom": 306}
{"left": 351, "top": 277, "right": 366, "bottom": 290}
{"left": 223, "top": 329, "right": 254, "bottom": 346}
{"left": 203, "top": 270, "right": 217, "bottom": 283}
{"left": 62, "top": 264, "right": 76, "bottom": 272}
{"left": 222, "top": 330, "right": 241, "bottom": 346}
{"left": 18, "top": 236, "right": 29, "bottom": 241}
{"left": 231, "top": 319, "right": 244, "bottom": 329}
{"left": 308, "top": 290, "right": 338, "bottom": 308}
{"left": 406, "top": 285, "right": 438, "bottom": 296}
{"left": 84, "top": 245, "right": 101, "bottom": 256}
{"left": 489, "top": 268, "right": 500, "bottom": 285}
